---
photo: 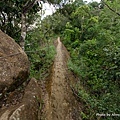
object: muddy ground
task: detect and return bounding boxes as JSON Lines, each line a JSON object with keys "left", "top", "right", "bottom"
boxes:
{"left": 41, "top": 37, "right": 82, "bottom": 120}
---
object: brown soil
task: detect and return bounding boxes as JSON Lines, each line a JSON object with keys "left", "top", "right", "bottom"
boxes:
{"left": 42, "top": 37, "right": 82, "bottom": 120}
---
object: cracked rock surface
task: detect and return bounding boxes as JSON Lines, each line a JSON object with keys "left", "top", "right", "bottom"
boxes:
{"left": 0, "top": 30, "right": 29, "bottom": 98}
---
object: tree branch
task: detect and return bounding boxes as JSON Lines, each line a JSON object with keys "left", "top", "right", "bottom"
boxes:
{"left": 23, "top": 0, "right": 37, "bottom": 14}
{"left": 1, "top": 12, "right": 6, "bottom": 25}
{"left": 0, "top": 50, "right": 41, "bottom": 60}
{"left": 101, "top": 0, "right": 120, "bottom": 16}
{"left": 0, "top": 52, "right": 22, "bottom": 60}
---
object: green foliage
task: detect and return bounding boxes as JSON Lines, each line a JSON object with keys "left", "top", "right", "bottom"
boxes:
{"left": 0, "top": 0, "right": 41, "bottom": 41}
{"left": 42, "top": 12, "right": 69, "bottom": 34}
{"left": 55, "top": 0, "right": 120, "bottom": 119}
{"left": 0, "top": 0, "right": 64, "bottom": 43}
{"left": 25, "top": 27, "right": 56, "bottom": 80}
{"left": 68, "top": 59, "right": 81, "bottom": 76}
{"left": 29, "top": 45, "right": 56, "bottom": 80}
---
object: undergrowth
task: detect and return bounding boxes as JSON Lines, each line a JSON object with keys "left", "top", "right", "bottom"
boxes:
{"left": 25, "top": 28, "right": 56, "bottom": 80}
{"left": 29, "top": 45, "right": 56, "bottom": 80}
{"left": 67, "top": 46, "right": 120, "bottom": 120}
{"left": 61, "top": 3, "right": 120, "bottom": 118}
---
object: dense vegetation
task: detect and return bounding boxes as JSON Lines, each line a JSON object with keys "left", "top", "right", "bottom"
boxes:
{"left": 43, "top": 0, "right": 120, "bottom": 119}
{"left": 25, "top": 26, "right": 56, "bottom": 80}
{"left": 64, "top": 0, "right": 120, "bottom": 119}
{"left": 0, "top": 0, "right": 120, "bottom": 119}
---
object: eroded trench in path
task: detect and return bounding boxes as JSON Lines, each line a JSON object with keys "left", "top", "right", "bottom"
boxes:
{"left": 42, "top": 37, "right": 82, "bottom": 120}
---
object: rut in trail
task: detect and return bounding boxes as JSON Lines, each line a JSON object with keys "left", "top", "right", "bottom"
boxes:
{"left": 43, "top": 37, "right": 82, "bottom": 120}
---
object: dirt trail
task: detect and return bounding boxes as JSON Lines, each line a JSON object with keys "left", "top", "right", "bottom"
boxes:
{"left": 43, "top": 37, "right": 82, "bottom": 120}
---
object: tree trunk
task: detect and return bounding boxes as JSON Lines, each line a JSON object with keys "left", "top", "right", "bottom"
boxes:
{"left": 19, "top": 0, "right": 37, "bottom": 50}
{"left": 20, "top": 13, "right": 26, "bottom": 50}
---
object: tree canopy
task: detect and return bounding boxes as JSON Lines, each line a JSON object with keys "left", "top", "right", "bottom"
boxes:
{"left": 42, "top": 0, "right": 120, "bottom": 119}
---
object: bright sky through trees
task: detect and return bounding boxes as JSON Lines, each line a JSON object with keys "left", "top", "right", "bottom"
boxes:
{"left": 84, "top": 0, "right": 101, "bottom": 3}
{"left": 43, "top": 0, "right": 101, "bottom": 18}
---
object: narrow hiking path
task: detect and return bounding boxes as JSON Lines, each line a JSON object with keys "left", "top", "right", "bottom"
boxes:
{"left": 42, "top": 37, "right": 82, "bottom": 120}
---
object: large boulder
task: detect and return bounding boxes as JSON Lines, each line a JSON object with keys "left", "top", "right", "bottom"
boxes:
{"left": 0, "top": 30, "right": 29, "bottom": 98}
{"left": 0, "top": 78, "right": 41, "bottom": 120}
